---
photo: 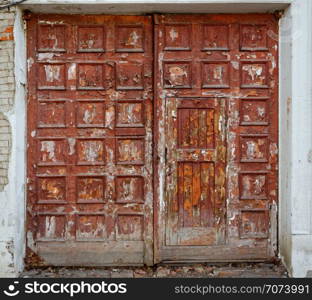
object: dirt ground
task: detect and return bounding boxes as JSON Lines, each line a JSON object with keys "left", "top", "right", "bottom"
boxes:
{"left": 21, "top": 262, "right": 288, "bottom": 278}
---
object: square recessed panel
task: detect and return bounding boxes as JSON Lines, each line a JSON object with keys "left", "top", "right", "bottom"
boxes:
{"left": 117, "top": 215, "right": 143, "bottom": 241}
{"left": 239, "top": 172, "right": 268, "bottom": 200}
{"left": 77, "top": 177, "right": 105, "bottom": 203}
{"left": 115, "top": 176, "right": 144, "bottom": 203}
{"left": 202, "top": 25, "right": 229, "bottom": 51}
{"left": 164, "top": 24, "right": 191, "bottom": 51}
{"left": 116, "top": 138, "right": 144, "bottom": 165}
{"left": 240, "top": 135, "right": 268, "bottom": 162}
{"left": 77, "top": 64, "right": 105, "bottom": 90}
{"left": 240, "top": 24, "right": 268, "bottom": 51}
{"left": 116, "top": 101, "right": 144, "bottom": 128}
{"left": 37, "top": 177, "right": 66, "bottom": 204}
{"left": 77, "top": 139, "right": 105, "bottom": 165}
{"left": 240, "top": 210, "right": 268, "bottom": 238}
{"left": 38, "top": 64, "right": 66, "bottom": 90}
{"left": 240, "top": 99, "right": 269, "bottom": 125}
{"left": 76, "top": 215, "right": 107, "bottom": 240}
{"left": 77, "top": 26, "right": 105, "bottom": 52}
{"left": 38, "top": 25, "right": 66, "bottom": 52}
{"left": 76, "top": 102, "right": 105, "bottom": 127}
{"left": 163, "top": 61, "right": 192, "bottom": 88}
{"left": 201, "top": 62, "right": 230, "bottom": 88}
{"left": 116, "top": 62, "right": 144, "bottom": 90}
{"left": 38, "top": 101, "right": 66, "bottom": 128}
{"left": 38, "top": 139, "right": 66, "bottom": 165}
{"left": 241, "top": 61, "right": 269, "bottom": 88}
{"left": 116, "top": 25, "right": 144, "bottom": 52}
{"left": 37, "top": 215, "right": 66, "bottom": 241}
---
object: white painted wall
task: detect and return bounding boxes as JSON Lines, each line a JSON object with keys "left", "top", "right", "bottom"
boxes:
{"left": 12, "top": 6, "right": 26, "bottom": 277}
{"left": 0, "top": 0, "right": 311, "bottom": 277}
{"left": 279, "top": 0, "right": 312, "bottom": 277}
{"left": 0, "top": 7, "right": 26, "bottom": 277}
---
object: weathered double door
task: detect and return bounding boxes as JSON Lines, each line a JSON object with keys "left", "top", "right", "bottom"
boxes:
{"left": 27, "top": 14, "right": 278, "bottom": 266}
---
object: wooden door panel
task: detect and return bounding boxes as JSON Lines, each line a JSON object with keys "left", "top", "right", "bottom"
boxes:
{"left": 165, "top": 97, "right": 226, "bottom": 246}
{"left": 155, "top": 14, "right": 278, "bottom": 262}
{"left": 26, "top": 15, "right": 153, "bottom": 266}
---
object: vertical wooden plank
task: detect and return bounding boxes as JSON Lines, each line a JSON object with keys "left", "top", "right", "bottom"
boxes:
{"left": 209, "top": 163, "right": 215, "bottom": 227}
{"left": 198, "top": 109, "right": 207, "bottom": 148}
{"left": 189, "top": 109, "right": 199, "bottom": 148}
{"left": 206, "top": 109, "right": 214, "bottom": 149}
{"left": 192, "top": 163, "right": 201, "bottom": 227}
{"left": 166, "top": 98, "right": 179, "bottom": 245}
{"left": 179, "top": 109, "right": 190, "bottom": 148}
{"left": 183, "top": 162, "right": 193, "bottom": 227}
{"left": 200, "top": 163, "right": 214, "bottom": 227}
{"left": 177, "top": 162, "right": 184, "bottom": 229}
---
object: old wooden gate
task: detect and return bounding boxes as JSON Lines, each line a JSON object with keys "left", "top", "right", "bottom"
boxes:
{"left": 26, "top": 14, "right": 278, "bottom": 266}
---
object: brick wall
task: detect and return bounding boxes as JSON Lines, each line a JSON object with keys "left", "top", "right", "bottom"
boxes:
{"left": 0, "top": 2, "right": 14, "bottom": 191}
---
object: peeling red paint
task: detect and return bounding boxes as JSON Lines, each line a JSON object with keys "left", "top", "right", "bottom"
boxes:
{"left": 26, "top": 13, "right": 278, "bottom": 266}
{"left": 154, "top": 14, "right": 278, "bottom": 262}
{"left": 26, "top": 15, "right": 153, "bottom": 267}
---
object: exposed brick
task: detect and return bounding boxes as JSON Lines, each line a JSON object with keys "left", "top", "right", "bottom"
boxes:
{"left": 0, "top": 54, "right": 9, "bottom": 62}
{"left": 0, "top": 7, "right": 15, "bottom": 191}
{"left": 0, "top": 11, "right": 15, "bottom": 20}
{"left": 0, "top": 168, "right": 7, "bottom": 176}
{"left": 0, "top": 111, "right": 10, "bottom": 190}
{"left": 0, "top": 41, "right": 13, "bottom": 49}
{"left": 0, "top": 161, "right": 9, "bottom": 168}
{"left": 0, "top": 154, "right": 7, "bottom": 161}
{"left": 0, "top": 19, "right": 14, "bottom": 26}
{"left": 0, "top": 16, "right": 15, "bottom": 22}
{"left": 7, "top": 76, "right": 14, "bottom": 83}
{"left": 0, "top": 133, "right": 10, "bottom": 140}
{"left": 0, "top": 177, "right": 8, "bottom": 185}
{"left": 0, "top": 124, "right": 10, "bottom": 132}
{"left": 0, "top": 25, "right": 13, "bottom": 33}
{"left": 0, "top": 87, "right": 15, "bottom": 93}
{"left": 0, "top": 70, "right": 9, "bottom": 77}
{"left": 0, "top": 77, "right": 9, "bottom": 84}
{"left": 0, "top": 33, "right": 13, "bottom": 41}
{"left": 0, "top": 147, "right": 9, "bottom": 154}
{"left": 0, "top": 91, "right": 13, "bottom": 98}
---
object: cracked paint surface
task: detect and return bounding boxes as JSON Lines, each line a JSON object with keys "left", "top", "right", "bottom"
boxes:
{"left": 26, "top": 13, "right": 277, "bottom": 266}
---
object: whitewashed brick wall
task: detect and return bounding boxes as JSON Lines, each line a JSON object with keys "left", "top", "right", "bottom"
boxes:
{"left": 0, "top": 2, "right": 14, "bottom": 192}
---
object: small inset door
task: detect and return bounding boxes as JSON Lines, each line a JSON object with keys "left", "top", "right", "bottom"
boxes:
{"left": 165, "top": 97, "right": 226, "bottom": 246}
